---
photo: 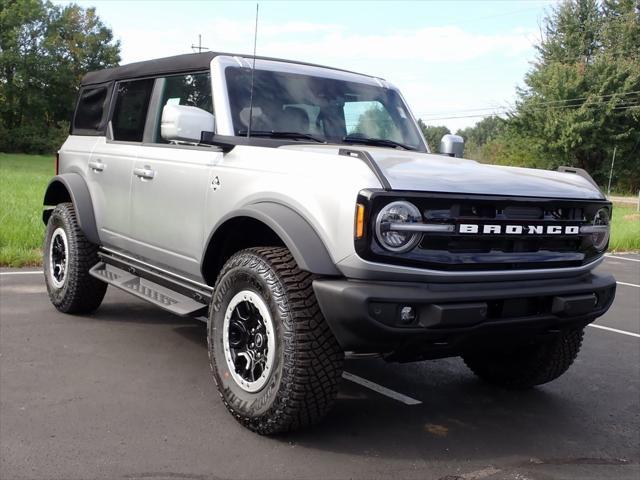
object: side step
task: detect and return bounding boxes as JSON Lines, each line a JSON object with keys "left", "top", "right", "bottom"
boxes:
{"left": 89, "top": 262, "right": 208, "bottom": 317}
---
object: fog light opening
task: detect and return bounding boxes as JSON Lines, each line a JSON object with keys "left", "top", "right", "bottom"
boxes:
{"left": 399, "top": 305, "right": 416, "bottom": 325}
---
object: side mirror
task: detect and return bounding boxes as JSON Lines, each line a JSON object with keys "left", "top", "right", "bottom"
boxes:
{"left": 161, "top": 104, "right": 215, "bottom": 143}
{"left": 439, "top": 134, "right": 464, "bottom": 158}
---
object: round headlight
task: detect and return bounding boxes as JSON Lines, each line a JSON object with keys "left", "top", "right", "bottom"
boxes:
{"left": 375, "top": 201, "right": 422, "bottom": 252}
{"left": 592, "top": 208, "right": 610, "bottom": 251}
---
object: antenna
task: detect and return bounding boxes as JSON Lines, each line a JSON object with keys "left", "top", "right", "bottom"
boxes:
{"left": 247, "top": 3, "right": 259, "bottom": 138}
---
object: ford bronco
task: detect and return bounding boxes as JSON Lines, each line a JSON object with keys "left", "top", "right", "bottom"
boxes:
{"left": 43, "top": 52, "right": 616, "bottom": 434}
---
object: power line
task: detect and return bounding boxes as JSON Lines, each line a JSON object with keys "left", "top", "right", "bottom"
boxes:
{"left": 419, "top": 90, "right": 640, "bottom": 118}
{"left": 420, "top": 101, "right": 640, "bottom": 122}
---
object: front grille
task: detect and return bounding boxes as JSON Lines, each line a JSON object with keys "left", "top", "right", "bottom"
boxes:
{"left": 356, "top": 191, "right": 610, "bottom": 271}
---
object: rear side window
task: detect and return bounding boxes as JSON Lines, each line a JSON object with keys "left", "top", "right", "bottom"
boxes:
{"left": 73, "top": 84, "right": 111, "bottom": 134}
{"left": 111, "top": 78, "right": 154, "bottom": 142}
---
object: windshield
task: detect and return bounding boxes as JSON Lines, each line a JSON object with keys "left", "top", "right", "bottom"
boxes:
{"left": 225, "top": 67, "right": 427, "bottom": 152}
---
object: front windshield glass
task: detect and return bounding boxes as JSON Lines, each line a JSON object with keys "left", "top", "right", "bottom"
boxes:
{"left": 225, "top": 67, "right": 426, "bottom": 151}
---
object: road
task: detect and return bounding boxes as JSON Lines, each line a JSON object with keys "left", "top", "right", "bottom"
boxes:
{"left": 1, "top": 255, "right": 638, "bottom": 480}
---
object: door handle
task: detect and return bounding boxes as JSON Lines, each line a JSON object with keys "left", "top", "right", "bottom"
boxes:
{"left": 88, "top": 160, "right": 105, "bottom": 172}
{"left": 133, "top": 166, "right": 155, "bottom": 180}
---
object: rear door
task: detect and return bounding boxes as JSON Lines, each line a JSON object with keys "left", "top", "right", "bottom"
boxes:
{"left": 87, "top": 78, "right": 155, "bottom": 251}
{"left": 128, "top": 72, "right": 222, "bottom": 278}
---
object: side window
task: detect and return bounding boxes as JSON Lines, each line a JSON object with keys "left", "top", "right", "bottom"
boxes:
{"left": 111, "top": 78, "right": 154, "bottom": 142}
{"left": 343, "top": 100, "right": 402, "bottom": 142}
{"left": 154, "top": 72, "right": 212, "bottom": 143}
{"left": 73, "top": 84, "right": 111, "bottom": 134}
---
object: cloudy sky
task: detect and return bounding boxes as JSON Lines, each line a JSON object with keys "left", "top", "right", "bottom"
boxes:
{"left": 57, "top": 0, "right": 559, "bottom": 132}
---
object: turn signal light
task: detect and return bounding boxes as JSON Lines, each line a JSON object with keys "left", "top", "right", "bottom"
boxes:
{"left": 355, "top": 203, "right": 365, "bottom": 239}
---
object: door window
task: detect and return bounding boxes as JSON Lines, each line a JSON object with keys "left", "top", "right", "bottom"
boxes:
{"left": 154, "top": 72, "right": 213, "bottom": 143}
{"left": 111, "top": 78, "right": 154, "bottom": 142}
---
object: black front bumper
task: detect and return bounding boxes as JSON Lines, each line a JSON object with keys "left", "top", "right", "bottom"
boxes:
{"left": 313, "top": 272, "right": 616, "bottom": 360}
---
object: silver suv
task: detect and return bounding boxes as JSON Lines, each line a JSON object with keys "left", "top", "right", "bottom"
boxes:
{"left": 43, "top": 52, "right": 616, "bottom": 434}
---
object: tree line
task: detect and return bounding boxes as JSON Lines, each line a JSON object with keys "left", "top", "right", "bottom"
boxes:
{"left": 1, "top": 0, "right": 638, "bottom": 191}
{"left": 420, "top": 0, "right": 639, "bottom": 192}
{"left": 0, "top": 0, "right": 120, "bottom": 153}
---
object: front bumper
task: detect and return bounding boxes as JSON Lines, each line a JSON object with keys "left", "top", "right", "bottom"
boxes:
{"left": 313, "top": 272, "right": 616, "bottom": 360}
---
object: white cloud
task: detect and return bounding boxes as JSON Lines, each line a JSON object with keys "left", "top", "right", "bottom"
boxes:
{"left": 115, "top": 18, "right": 536, "bottom": 131}
{"left": 119, "top": 18, "right": 535, "bottom": 66}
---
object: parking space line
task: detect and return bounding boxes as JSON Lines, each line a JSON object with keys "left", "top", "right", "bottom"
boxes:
{"left": 588, "top": 324, "right": 640, "bottom": 338}
{"left": 342, "top": 371, "right": 422, "bottom": 405}
{"left": 0, "top": 271, "right": 42, "bottom": 276}
{"left": 606, "top": 254, "right": 640, "bottom": 263}
{"left": 617, "top": 281, "right": 640, "bottom": 288}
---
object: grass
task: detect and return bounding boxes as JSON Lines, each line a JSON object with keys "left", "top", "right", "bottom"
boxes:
{"left": 610, "top": 204, "right": 640, "bottom": 252}
{"left": 0, "top": 153, "right": 54, "bottom": 267}
{"left": 0, "top": 153, "right": 637, "bottom": 267}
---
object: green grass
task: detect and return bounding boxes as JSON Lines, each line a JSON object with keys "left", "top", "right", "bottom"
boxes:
{"left": 0, "top": 153, "right": 637, "bottom": 267}
{"left": 0, "top": 153, "right": 54, "bottom": 267}
{"left": 610, "top": 204, "right": 640, "bottom": 252}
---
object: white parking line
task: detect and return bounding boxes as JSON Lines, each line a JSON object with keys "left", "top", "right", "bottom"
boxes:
{"left": 588, "top": 324, "right": 640, "bottom": 338}
{"left": 0, "top": 270, "right": 42, "bottom": 276}
{"left": 342, "top": 371, "right": 422, "bottom": 405}
{"left": 606, "top": 255, "right": 640, "bottom": 263}
{"left": 617, "top": 281, "right": 640, "bottom": 288}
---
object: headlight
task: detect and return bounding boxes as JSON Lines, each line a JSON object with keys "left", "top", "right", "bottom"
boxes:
{"left": 591, "top": 208, "right": 610, "bottom": 251}
{"left": 579, "top": 208, "right": 610, "bottom": 251}
{"left": 375, "top": 201, "right": 422, "bottom": 252}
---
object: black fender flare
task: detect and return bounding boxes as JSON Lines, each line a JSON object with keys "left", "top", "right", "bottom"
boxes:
{"left": 202, "top": 202, "right": 340, "bottom": 278}
{"left": 43, "top": 174, "right": 100, "bottom": 245}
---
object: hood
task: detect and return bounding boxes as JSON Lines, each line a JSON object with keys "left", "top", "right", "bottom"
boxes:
{"left": 280, "top": 145, "right": 605, "bottom": 200}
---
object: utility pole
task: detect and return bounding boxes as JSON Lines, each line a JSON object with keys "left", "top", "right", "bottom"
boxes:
{"left": 191, "top": 34, "right": 209, "bottom": 53}
{"left": 607, "top": 146, "right": 617, "bottom": 197}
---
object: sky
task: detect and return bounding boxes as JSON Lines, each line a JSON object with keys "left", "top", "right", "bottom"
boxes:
{"left": 55, "top": 0, "right": 560, "bottom": 132}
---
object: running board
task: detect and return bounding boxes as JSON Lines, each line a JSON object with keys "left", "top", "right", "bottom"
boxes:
{"left": 89, "top": 262, "right": 208, "bottom": 317}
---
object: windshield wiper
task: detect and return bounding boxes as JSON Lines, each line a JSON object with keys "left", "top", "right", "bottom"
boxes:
{"left": 238, "top": 130, "right": 326, "bottom": 143}
{"left": 342, "top": 135, "right": 416, "bottom": 151}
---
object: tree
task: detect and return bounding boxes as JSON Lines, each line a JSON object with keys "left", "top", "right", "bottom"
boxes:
{"left": 455, "top": 116, "right": 505, "bottom": 159}
{"left": 508, "top": 0, "right": 640, "bottom": 190}
{"left": 353, "top": 105, "right": 400, "bottom": 141}
{"left": 417, "top": 119, "right": 450, "bottom": 152}
{"left": 0, "top": 0, "right": 120, "bottom": 153}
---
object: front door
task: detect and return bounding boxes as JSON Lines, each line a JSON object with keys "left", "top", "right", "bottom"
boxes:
{"left": 128, "top": 71, "right": 220, "bottom": 278}
{"left": 130, "top": 145, "right": 221, "bottom": 278}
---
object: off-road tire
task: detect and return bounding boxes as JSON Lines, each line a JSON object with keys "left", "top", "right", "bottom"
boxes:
{"left": 43, "top": 202, "right": 107, "bottom": 313}
{"left": 208, "top": 246, "right": 344, "bottom": 435}
{"left": 462, "top": 328, "right": 584, "bottom": 389}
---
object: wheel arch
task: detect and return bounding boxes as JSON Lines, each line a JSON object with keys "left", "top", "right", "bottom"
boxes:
{"left": 201, "top": 202, "right": 340, "bottom": 285}
{"left": 43, "top": 174, "right": 100, "bottom": 245}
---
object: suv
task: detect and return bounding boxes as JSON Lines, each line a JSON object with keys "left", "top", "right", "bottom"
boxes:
{"left": 43, "top": 52, "right": 616, "bottom": 434}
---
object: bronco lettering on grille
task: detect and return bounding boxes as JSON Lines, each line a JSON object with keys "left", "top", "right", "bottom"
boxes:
{"left": 458, "top": 224, "right": 581, "bottom": 235}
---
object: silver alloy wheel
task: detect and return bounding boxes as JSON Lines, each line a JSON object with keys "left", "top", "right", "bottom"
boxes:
{"left": 223, "top": 290, "right": 276, "bottom": 393}
{"left": 49, "top": 227, "right": 69, "bottom": 289}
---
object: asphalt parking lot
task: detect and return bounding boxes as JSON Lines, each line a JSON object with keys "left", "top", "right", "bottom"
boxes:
{"left": 1, "top": 255, "right": 638, "bottom": 480}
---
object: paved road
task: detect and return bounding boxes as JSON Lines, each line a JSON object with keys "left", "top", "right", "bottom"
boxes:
{"left": 1, "top": 255, "right": 638, "bottom": 480}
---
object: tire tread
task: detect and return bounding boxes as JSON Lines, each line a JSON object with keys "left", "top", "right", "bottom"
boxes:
{"left": 209, "top": 246, "right": 344, "bottom": 434}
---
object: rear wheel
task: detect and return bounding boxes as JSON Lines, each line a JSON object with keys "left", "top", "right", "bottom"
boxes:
{"left": 462, "top": 328, "right": 585, "bottom": 389}
{"left": 43, "top": 203, "right": 107, "bottom": 313}
{"left": 208, "top": 247, "right": 344, "bottom": 434}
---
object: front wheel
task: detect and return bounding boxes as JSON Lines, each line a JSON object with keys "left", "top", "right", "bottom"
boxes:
{"left": 208, "top": 247, "right": 344, "bottom": 435}
{"left": 43, "top": 203, "right": 107, "bottom": 313}
{"left": 462, "top": 328, "right": 585, "bottom": 389}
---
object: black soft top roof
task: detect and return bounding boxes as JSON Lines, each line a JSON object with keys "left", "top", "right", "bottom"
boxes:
{"left": 80, "top": 52, "right": 375, "bottom": 86}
